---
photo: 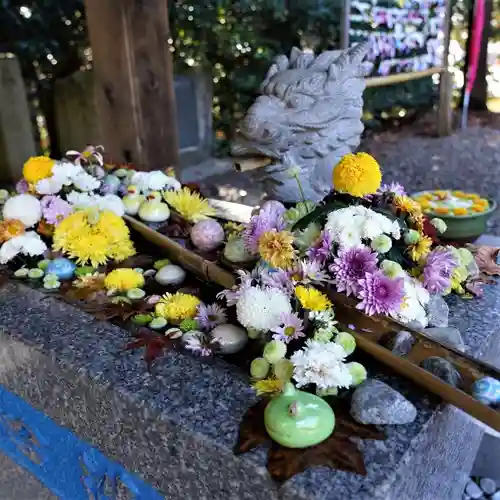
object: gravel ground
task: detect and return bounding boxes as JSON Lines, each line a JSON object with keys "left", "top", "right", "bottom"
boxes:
{"left": 198, "top": 126, "right": 500, "bottom": 234}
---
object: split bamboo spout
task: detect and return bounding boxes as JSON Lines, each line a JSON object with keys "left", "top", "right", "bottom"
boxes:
{"left": 233, "top": 157, "right": 272, "bottom": 172}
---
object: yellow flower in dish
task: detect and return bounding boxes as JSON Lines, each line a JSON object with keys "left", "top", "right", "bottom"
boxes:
{"left": 434, "top": 207, "right": 450, "bottom": 215}
{"left": 252, "top": 377, "right": 284, "bottom": 396}
{"left": 332, "top": 152, "right": 382, "bottom": 197}
{"left": 23, "top": 156, "right": 55, "bottom": 184}
{"left": 163, "top": 187, "right": 215, "bottom": 223}
{"left": 0, "top": 219, "right": 25, "bottom": 243}
{"left": 476, "top": 198, "right": 489, "bottom": 207}
{"left": 417, "top": 199, "right": 430, "bottom": 210}
{"left": 104, "top": 268, "right": 145, "bottom": 292}
{"left": 434, "top": 190, "right": 448, "bottom": 199}
{"left": 466, "top": 193, "right": 481, "bottom": 201}
{"left": 453, "top": 207, "right": 468, "bottom": 216}
{"left": 452, "top": 190, "right": 466, "bottom": 198}
{"left": 409, "top": 235, "right": 433, "bottom": 262}
{"left": 155, "top": 292, "right": 201, "bottom": 323}
{"left": 421, "top": 193, "right": 434, "bottom": 200}
{"left": 295, "top": 286, "right": 331, "bottom": 312}
{"left": 471, "top": 204, "right": 486, "bottom": 213}
{"left": 258, "top": 230, "right": 296, "bottom": 270}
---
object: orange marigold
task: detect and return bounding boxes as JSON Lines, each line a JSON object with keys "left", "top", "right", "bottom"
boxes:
{"left": 453, "top": 207, "right": 468, "bottom": 216}
{"left": 0, "top": 219, "right": 25, "bottom": 243}
{"left": 434, "top": 207, "right": 450, "bottom": 215}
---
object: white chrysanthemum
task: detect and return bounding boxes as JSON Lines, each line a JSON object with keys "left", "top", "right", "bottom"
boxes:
{"left": 0, "top": 231, "right": 47, "bottom": 264}
{"left": 72, "top": 171, "right": 101, "bottom": 192}
{"left": 66, "top": 191, "right": 94, "bottom": 210}
{"left": 97, "top": 194, "right": 125, "bottom": 216}
{"left": 52, "top": 162, "right": 84, "bottom": 186}
{"left": 325, "top": 205, "right": 400, "bottom": 249}
{"left": 236, "top": 286, "right": 292, "bottom": 332}
{"left": 3, "top": 194, "right": 42, "bottom": 227}
{"left": 36, "top": 177, "right": 63, "bottom": 195}
{"left": 290, "top": 339, "right": 353, "bottom": 390}
{"left": 391, "top": 275, "right": 429, "bottom": 328}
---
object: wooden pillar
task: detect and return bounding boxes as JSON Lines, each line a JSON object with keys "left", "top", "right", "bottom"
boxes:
{"left": 84, "top": 0, "right": 180, "bottom": 171}
{"left": 438, "top": 0, "right": 453, "bottom": 136}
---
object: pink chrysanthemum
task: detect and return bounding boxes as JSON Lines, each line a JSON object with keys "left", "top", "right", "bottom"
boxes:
{"left": 422, "top": 248, "right": 458, "bottom": 294}
{"left": 307, "top": 231, "right": 333, "bottom": 264}
{"left": 271, "top": 312, "right": 305, "bottom": 343}
{"left": 356, "top": 271, "right": 405, "bottom": 316}
{"left": 40, "top": 195, "right": 73, "bottom": 225}
{"left": 330, "top": 246, "right": 378, "bottom": 296}
{"left": 195, "top": 303, "right": 227, "bottom": 331}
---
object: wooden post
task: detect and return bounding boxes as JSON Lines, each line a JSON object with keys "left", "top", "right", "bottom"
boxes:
{"left": 83, "top": 0, "right": 180, "bottom": 171}
{"left": 438, "top": 0, "right": 453, "bottom": 136}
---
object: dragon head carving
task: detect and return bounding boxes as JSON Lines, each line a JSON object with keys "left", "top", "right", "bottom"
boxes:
{"left": 231, "top": 44, "right": 368, "bottom": 203}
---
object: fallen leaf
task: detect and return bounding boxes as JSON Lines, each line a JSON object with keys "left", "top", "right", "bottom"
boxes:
{"left": 234, "top": 397, "right": 385, "bottom": 482}
{"left": 125, "top": 328, "right": 177, "bottom": 370}
{"left": 467, "top": 245, "right": 500, "bottom": 276}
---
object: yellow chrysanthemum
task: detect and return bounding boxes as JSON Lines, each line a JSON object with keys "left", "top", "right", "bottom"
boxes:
{"left": 295, "top": 286, "right": 331, "bottom": 312}
{"left": 163, "top": 187, "right": 215, "bottom": 223}
{"left": 155, "top": 292, "right": 201, "bottom": 323}
{"left": 477, "top": 198, "right": 489, "bottom": 207}
{"left": 252, "top": 377, "right": 284, "bottom": 397}
{"left": 0, "top": 219, "right": 25, "bottom": 243}
{"left": 258, "top": 230, "right": 296, "bottom": 270}
{"left": 434, "top": 207, "right": 450, "bottom": 215}
{"left": 332, "top": 152, "right": 382, "bottom": 197}
{"left": 52, "top": 210, "right": 135, "bottom": 267}
{"left": 23, "top": 156, "right": 55, "bottom": 184}
{"left": 452, "top": 190, "right": 466, "bottom": 198}
{"left": 393, "top": 195, "right": 422, "bottom": 216}
{"left": 409, "top": 235, "right": 433, "bottom": 262}
{"left": 471, "top": 204, "right": 486, "bottom": 213}
{"left": 409, "top": 213, "right": 425, "bottom": 232}
{"left": 453, "top": 207, "right": 468, "bottom": 216}
{"left": 104, "top": 268, "right": 145, "bottom": 292}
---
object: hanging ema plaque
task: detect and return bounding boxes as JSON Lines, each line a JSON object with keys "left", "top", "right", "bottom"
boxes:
{"left": 349, "top": 0, "right": 447, "bottom": 77}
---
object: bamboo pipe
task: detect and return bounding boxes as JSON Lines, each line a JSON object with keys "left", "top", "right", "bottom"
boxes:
{"left": 233, "top": 157, "right": 272, "bottom": 172}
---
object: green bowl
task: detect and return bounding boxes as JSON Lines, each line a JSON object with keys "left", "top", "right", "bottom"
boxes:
{"left": 411, "top": 191, "right": 497, "bottom": 242}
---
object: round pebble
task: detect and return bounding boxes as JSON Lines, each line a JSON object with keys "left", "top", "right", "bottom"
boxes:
{"left": 154, "top": 264, "right": 186, "bottom": 286}
{"left": 479, "top": 478, "right": 496, "bottom": 495}
{"left": 492, "top": 491, "right": 500, "bottom": 500}
{"left": 465, "top": 480, "right": 483, "bottom": 499}
{"left": 211, "top": 324, "right": 248, "bottom": 354}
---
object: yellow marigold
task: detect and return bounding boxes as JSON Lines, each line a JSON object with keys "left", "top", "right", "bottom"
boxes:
{"left": 466, "top": 193, "right": 481, "bottom": 201}
{"left": 471, "top": 204, "right": 486, "bottom": 213}
{"left": 252, "top": 377, "right": 284, "bottom": 397}
{"left": 452, "top": 190, "right": 466, "bottom": 198}
{"left": 163, "top": 187, "right": 215, "bottom": 223}
{"left": 0, "top": 219, "right": 25, "bottom": 243}
{"left": 332, "top": 152, "right": 382, "bottom": 197}
{"left": 409, "top": 235, "right": 433, "bottom": 262}
{"left": 393, "top": 195, "right": 422, "bottom": 216}
{"left": 23, "top": 156, "right": 55, "bottom": 184}
{"left": 155, "top": 292, "right": 201, "bottom": 323}
{"left": 258, "top": 230, "right": 296, "bottom": 270}
{"left": 434, "top": 190, "right": 448, "bottom": 199}
{"left": 453, "top": 207, "right": 468, "bottom": 216}
{"left": 434, "top": 207, "right": 450, "bottom": 215}
{"left": 52, "top": 210, "right": 135, "bottom": 267}
{"left": 295, "top": 286, "right": 331, "bottom": 312}
{"left": 104, "top": 268, "right": 145, "bottom": 292}
{"left": 476, "top": 198, "right": 489, "bottom": 207}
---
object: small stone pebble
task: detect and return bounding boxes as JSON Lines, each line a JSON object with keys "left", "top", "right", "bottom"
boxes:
{"left": 492, "top": 491, "right": 500, "bottom": 500}
{"left": 479, "top": 477, "right": 496, "bottom": 495}
{"left": 466, "top": 480, "right": 483, "bottom": 499}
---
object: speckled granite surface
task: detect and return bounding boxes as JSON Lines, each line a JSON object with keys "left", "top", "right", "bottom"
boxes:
{"left": 0, "top": 278, "right": 498, "bottom": 500}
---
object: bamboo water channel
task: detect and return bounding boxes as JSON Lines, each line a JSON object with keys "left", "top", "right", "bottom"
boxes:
{"left": 125, "top": 206, "right": 500, "bottom": 432}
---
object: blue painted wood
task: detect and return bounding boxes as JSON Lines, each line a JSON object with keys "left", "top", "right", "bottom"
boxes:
{"left": 0, "top": 386, "right": 164, "bottom": 499}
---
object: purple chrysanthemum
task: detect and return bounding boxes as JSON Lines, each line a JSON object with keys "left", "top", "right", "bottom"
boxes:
{"left": 195, "top": 303, "right": 227, "bottom": 331}
{"left": 41, "top": 195, "right": 73, "bottom": 225}
{"left": 422, "top": 248, "right": 458, "bottom": 294}
{"left": 330, "top": 246, "right": 379, "bottom": 296}
{"left": 356, "top": 271, "right": 405, "bottom": 316}
{"left": 292, "top": 260, "right": 329, "bottom": 285}
{"left": 217, "top": 269, "right": 254, "bottom": 306}
{"left": 243, "top": 202, "right": 286, "bottom": 254}
{"left": 260, "top": 268, "right": 293, "bottom": 295}
{"left": 307, "top": 231, "right": 333, "bottom": 264}
{"left": 16, "top": 179, "right": 29, "bottom": 194}
{"left": 271, "top": 312, "right": 305, "bottom": 343}
{"left": 379, "top": 182, "right": 407, "bottom": 197}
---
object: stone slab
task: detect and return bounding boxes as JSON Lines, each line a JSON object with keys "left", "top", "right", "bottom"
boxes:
{"left": 0, "top": 278, "right": 498, "bottom": 499}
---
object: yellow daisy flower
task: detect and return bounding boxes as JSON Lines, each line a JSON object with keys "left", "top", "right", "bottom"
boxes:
{"left": 295, "top": 286, "right": 332, "bottom": 312}
{"left": 252, "top": 377, "right": 284, "bottom": 397}
{"left": 155, "top": 292, "right": 201, "bottom": 323}
{"left": 163, "top": 187, "right": 215, "bottom": 223}
{"left": 409, "top": 235, "right": 433, "bottom": 262}
{"left": 104, "top": 268, "right": 145, "bottom": 292}
{"left": 258, "top": 230, "right": 296, "bottom": 270}
{"left": 332, "top": 152, "right": 382, "bottom": 197}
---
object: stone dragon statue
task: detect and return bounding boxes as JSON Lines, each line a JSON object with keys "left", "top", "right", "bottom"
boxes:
{"left": 231, "top": 44, "right": 368, "bottom": 203}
